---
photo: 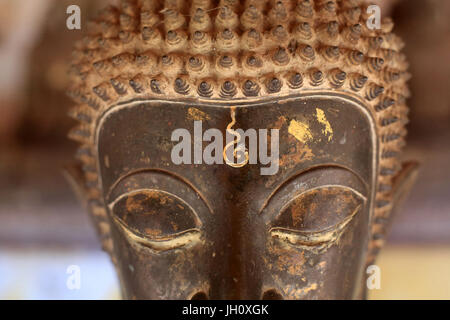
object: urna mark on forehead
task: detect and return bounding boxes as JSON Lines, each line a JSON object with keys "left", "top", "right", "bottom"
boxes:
{"left": 95, "top": 94, "right": 377, "bottom": 197}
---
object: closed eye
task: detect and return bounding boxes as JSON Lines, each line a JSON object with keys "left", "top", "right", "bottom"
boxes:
{"left": 270, "top": 204, "right": 362, "bottom": 248}
{"left": 109, "top": 189, "right": 202, "bottom": 252}
{"left": 270, "top": 186, "right": 365, "bottom": 249}
{"left": 113, "top": 216, "right": 200, "bottom": 252}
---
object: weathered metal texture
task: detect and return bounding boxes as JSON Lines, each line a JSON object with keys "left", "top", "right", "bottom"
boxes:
{"left": 66, "top": 0, "right": 416, "bottom": 299}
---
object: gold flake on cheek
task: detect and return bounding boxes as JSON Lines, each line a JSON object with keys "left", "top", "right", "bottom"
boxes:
{"left": 315, "top": 108, "right": 333, "bottom": 142}
{"left": 281, "top": 283, "right": 319, "bottom": 299}
{"left": 187, "top": 107, "right": 210, "bottom": 121}
{"left": 288, "top": 119, "right": 313, "bottom": 144}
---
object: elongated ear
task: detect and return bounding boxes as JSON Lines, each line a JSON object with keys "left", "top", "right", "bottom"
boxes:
{"left": 361, "top": 161, "right": 419, "bottom": 299}
{"left": 63, "top": 162, "right": 115, "bottom": 258}
{"left": 367, "top": 161, "right": 419, "bottom": 265}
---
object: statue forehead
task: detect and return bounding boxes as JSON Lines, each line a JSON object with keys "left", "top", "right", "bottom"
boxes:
{"left": 95, "top": 94, "right": 377, "bottom": 195}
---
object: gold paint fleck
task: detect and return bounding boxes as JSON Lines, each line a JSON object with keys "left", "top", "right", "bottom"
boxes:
{"left": 272, "top": 116, "right": 287, "bottom": 130}
{"left": 187, "top": 107, "right": 211, "bottom": 121}
{"left": 104, "top": 155, "right": 110, "bottom": 168}
{"left": 288, "top": 119, "right": 313, "bottom": 144}
{"left": 170, "top": 221, "right": 179, "bottom": 232}
{"left": 281, "top": 282, "right": 318, "bottom": 298}
{"left": 301, "top": 283, "right": 318, "bottom": 294}
{"left": 316, "top": 108, "right": 333, "bottom": 142}
{"left": 125, "top": 195, "right": 145, "bottom": 212}
{"left": 145, "top": 228, "right": 162, "bottom": 237}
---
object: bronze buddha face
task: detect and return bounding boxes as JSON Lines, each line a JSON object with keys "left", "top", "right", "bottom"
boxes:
{"left": 67, "top": 0, "right": 417, "bottom": 299}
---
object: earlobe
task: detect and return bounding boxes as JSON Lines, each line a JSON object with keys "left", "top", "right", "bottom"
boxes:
{"left": 367, "top": 161, "right": 419, "bottom": 266}
{"left": 63, "top": 162, "right": 115, "bottom": 258}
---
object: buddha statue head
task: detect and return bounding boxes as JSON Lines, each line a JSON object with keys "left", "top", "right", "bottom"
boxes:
{"left": 66, "top": 0, "right": 418, "bottom": 299}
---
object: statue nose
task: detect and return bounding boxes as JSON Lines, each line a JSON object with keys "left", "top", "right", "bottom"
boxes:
{"left": 205, "top": 278, "right": 285, "bottom": 300}
{"left": 205, "top": 202, "right": 265, "bottom": 299}
{"left": 205, "top": 242, "right": 261, "bottom": 299}
{"left": 206, "top": 257, "right": 245, "bottom": 299}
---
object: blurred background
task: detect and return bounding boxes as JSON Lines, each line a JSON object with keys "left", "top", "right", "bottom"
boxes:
{"left": 0, "top": 0, "right": 449, "bottom": 299}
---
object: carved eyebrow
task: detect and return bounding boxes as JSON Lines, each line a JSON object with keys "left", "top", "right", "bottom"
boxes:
{"left": 277, "top": 185, "right": 367, "bottom": 213}
{"left": 108, "top": 188, "right": 197, "bottom": 213}
{"left": 106, "top": 168, "right": 213, "bottom": 214}
{"left": 259, "top": 165, "right": 368, "bottom": 214}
